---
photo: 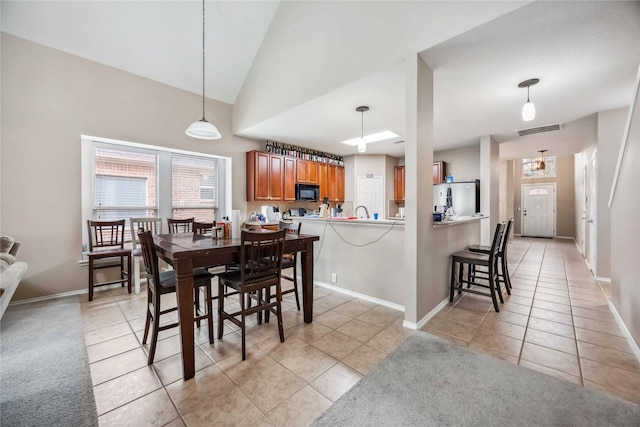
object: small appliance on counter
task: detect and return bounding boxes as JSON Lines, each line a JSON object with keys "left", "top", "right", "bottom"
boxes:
{"left": 260, "top": 206, "right": 279, "bottom": 222}
{"left": 319, "top": 197, "right": 329, "bottom": 218}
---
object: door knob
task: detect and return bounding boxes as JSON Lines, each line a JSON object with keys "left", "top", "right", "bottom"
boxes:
{"left": 587, "top": 219, "right": 594, "bottom": 223}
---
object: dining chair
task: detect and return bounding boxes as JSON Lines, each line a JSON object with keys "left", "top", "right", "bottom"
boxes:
{"left": 216, "top": 229, "right": 287, "bottom": 360}
{"left": 279, "top": 221, "right": 302, "bottom": 310}
{"left": 193, "top": 221, "right": 215, "bottom": 235}
{"left": 86, "top": 219, "right": 132, "bottom": 301}
{"left": 450, "top": 222, "right": 505, "bottom": 312}
{"left": 137, "top": 230, "right": 215, "bottom": 364}
{"left": 130, "top": 217, "right": 163, "bottom": 293}
{"left": 467, "top": 218, "right": 514, "bottom": 294}
{"left": 167, "top": 217, "right": 194, "bottom": 233}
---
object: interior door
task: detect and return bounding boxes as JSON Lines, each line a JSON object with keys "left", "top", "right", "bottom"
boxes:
{"left": 588, "top": 154, "right": 597, "bottom": 274}
{"left": 522, "top": 183, "right": 555, "bottom": 238}
{"left": 356, "top": 176, "right": 383, "bottom": 218}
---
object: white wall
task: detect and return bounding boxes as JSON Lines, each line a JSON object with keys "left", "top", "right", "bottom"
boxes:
{"left": 1, "top": 34, "right": 261, "bottom": 300}
{"left": 434, "top": 145, "right": 480, "bottom": 182}
{"left": 480, "top": 136, "right": 499, "bottom": 245}
{"left": 233, "top": 2, "right": 527, "bottom": 134}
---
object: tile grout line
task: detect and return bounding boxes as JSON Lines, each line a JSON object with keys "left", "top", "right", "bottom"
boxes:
{"left": 515, "top": 240, "right": 539, "bottom": 366}
{"left": 562, "top": 246, "right": 586, "bottom": 387}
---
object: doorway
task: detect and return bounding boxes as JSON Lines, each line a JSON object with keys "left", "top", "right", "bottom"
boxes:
{"left": 588, "top": 153, "right": 597, "bottom": 274}
{"left": 521, "top": 183, "right": 556, "bottom": 238}
{"left": 356, "top": 175, "right": 383, "bottom": 218}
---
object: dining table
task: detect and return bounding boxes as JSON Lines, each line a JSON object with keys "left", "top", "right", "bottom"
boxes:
{"left": 153, "top": 231, "right": 320, "bottom": 380}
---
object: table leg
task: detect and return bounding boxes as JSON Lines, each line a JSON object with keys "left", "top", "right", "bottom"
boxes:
{"left": 301, "top": 240, "right": 314, "bottom": 323}
{"left": 175, "top": 259, "right": 195, "bottom": 380}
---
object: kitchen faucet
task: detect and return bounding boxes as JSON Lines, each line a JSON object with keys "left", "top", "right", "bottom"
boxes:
{"left": 355, "top": 205, "right": 370, "bottom": 219}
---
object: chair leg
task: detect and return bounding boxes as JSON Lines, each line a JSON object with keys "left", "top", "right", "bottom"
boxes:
{"left": 148, "top": 294, "right": 162, "bottom": 364}
{"left": 217, "top": 282, "right": 225, "bottom": 339}
{"left": 195, "top": 287, "right": 201, "bottom": 327}
{"left": 142, "top": 289, "right": 152, "bottom": 344}
{"left": 502, "top": 256, "right": 512, "bottom": 291}
{"left": 126, "top": 255, "right": 132, "bottom": 294}
{"left": 240, "top": 291, "right": 247, "bottom": 361}
{"left": 134, "top": 257, "right": 142, "bottom": 294}
{"left": 275, "top": 284, "right": 285, "bottom": 343}
{"left": 458, "top": 262, "right": 464, "bottom": 295}
{"left": 265, "top": 287, "right": 271, "bottom": 324}
{"left": 88, "top": 258, "right": 94, "bottom": 301}
{"left": 449, "top": 259, "right": 456, "bottom": 302}
{"left": 120, "top": 256, "right": 126, "bottom": 288}
{"left": 488, "top": 263, "right": 501, "bottom": 312}
{"left": 293, "top": 258, "right": 300, "bottom": 311}
{"left": 205, "top": 284, "right": 214, "bottom": 345}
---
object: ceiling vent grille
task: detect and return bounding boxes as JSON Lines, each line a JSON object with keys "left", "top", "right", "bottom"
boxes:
{"left": 516, "top": 123, "right": 563, "bottom": 137}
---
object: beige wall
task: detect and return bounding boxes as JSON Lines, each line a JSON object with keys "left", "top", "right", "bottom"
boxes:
{"left": 511, "top": 155, "right": 575, "bottom": 238}
{"left": 609, "top": 85, "right": 640, "bottom": 347}
{"left": 1, "top": 34, "right": 261, "bottom": 300}
{"left": 433, "top": 144, "right": 480, "bottom": 182}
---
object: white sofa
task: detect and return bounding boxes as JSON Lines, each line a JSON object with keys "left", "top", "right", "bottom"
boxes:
{"left": 1, "top": 238, "right": 28, "bottom": 319}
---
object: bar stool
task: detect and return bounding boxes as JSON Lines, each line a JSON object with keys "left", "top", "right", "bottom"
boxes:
{"left": 468, "top": 218, "right": 513, "bottom": 294}
{"left": 450, "top": 222, "right": 505, "bottom": 312}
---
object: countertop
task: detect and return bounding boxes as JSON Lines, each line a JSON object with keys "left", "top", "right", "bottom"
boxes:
{"left": 293, "top": 216, "right": 405, "bottom": 227}
{"left": 432, "top": 215, "right": 489, "bottom": 228}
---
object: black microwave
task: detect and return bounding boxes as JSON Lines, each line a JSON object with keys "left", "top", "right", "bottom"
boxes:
{"left": 295, "top": 183, "right": 320, "bottom": 201}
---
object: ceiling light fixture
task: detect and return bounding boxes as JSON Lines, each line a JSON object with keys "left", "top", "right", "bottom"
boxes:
{"left": 185, "top": 0, "right": 221, "bottom": 140}
{"left": 518, "top": 78, "right": 539, "bottom": 122}
{"left": 535, "top": 149, "right": 548, "bottom": 171}
{"left": 356, "top": 106, "right": 369, "bottom": 153}
{"left": 340, "top": 130, "right": 400, "bottom": 146}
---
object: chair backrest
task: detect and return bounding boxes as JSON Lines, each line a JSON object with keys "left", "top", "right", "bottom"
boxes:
{"left": 137, "top": 230, "right": 161, "bottom": 292}
{"left": 167, "top": 217, "right": 194, "bottom": 233}
{"left": 488, "top": 222, "right": 505, "bottom": 261}
{"left": 500, "top": 219, "right": 514, "bottom": 256}
{"left": 279, "top": 221, "right": 301, "bottom": 236}
{"left": 240, "top": 229, "right": 286, "bottom": 283}
{"left": 193, "top": 221, "right": 215, "bottom": 235}
{"left": 130, "top": 217, "right": 163, "bottom": 250}
{"left": 87, "top": 220, "right": 126, "bottom": 251}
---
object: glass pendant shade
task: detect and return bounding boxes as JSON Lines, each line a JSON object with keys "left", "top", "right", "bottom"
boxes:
{"left": 522, "top": 101, "right": 535, "bottom": 121}
{"left": 186, "top": 118, "right": 221, "bottom": 140}
{"left": 357, "top": 138, "right": 366, "bottom": 153}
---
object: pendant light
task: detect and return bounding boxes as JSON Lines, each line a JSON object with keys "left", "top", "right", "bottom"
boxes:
{"left": 518, "top": 78, "right": 539, "bottom": 122}
{"left": 356, "top": 106, "right": 369, "bottom": 153}
{"left": 186, "top": 0, "right": 221, "bottom": 140}
{"left": 536, "top": 149, "right": 547, "bottom": 171}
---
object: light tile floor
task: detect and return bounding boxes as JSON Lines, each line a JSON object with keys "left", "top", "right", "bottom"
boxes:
{"left": 82, "top": 237, "right": 640, "bottom": 426}
{"left": 422, "top": 237, "right": 640, "bottom": 405}
{"left": 81, "top": 277, "right": 412, "bottom": 427}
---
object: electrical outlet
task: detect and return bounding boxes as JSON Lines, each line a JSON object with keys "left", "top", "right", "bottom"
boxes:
{"left": 331, "top": 273, "right": 337, "bottom": 283}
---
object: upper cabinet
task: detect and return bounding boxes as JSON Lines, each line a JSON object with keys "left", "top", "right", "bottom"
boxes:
{"left": 297, "top": 159, "right": 319, "bottom": 184}
{"left": 394, "top": 166, "right": 405, "bottom": 201}
{"left": 246, "top": 151, "right": 285, "bottom": 201}
{"left": 433, "top": 161, "right": 448, "bottom": 184}
{"left": 328, "top": 165, "right": 344, "bottom": 202}
{"left": 283, "top": 157, "right": 296, "bottom": 201}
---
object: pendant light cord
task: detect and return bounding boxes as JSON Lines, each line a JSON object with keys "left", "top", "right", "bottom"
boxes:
{"left": 526, "top": 85, "right": 530, "bottom": 103}
{"left": 201, "top": 0, "right": 206, "bottom": 120}
{"left": 361, "top": 110, "right": 364, "bottom": 139}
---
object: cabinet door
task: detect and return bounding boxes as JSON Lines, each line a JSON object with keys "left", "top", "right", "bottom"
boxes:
{"left": 335, "top": 166, "right": 345, "bottom": 201}
{"left": 269, "top": 155, "right": 284, "bottom": 201}
{"left": 328, "top": 165, "right": 337, "bottom": 201}
{"left": 284, "top": 157, "right": 296, "bottom": 201}
{"left": 433, "top": 161, "right": 447, "bottom": 184}
{"left": 254, "top": 152, "right": 271, "bottom": 200}
{"left": 318, "top": 163, "right": 329, "bottom": 201}
{"left": 296, "top": 159, "right": 310, "bottom": 182}
{"left": 307, "top": 161, "right": 319, "bottom": 184}
{"left": 394, "top": 166, "right": 405, "bottom": 201}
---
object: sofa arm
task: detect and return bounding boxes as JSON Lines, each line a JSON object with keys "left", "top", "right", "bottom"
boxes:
{"left": 9, "top": 242, "right": 21, "bottom": 257}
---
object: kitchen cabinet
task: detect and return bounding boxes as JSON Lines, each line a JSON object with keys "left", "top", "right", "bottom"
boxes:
{"left": 246, "top": 151, "right": 284, "bottom": 201}
{"left": 328, "top": 165, "right": 344, "bottom": 202}
{"left": 318, "top": 163, "right": 329, "bottom": 200}
{"left": 284, "top": 157, "right": 296, "bottom": 201}
{"left": 394, "top": 166, "right": 405, "bottom": 201}
{"left": 433, "top": 161, "right": 448, "bottom": 185}
{"left": 297, "top": 159, "right": 319, "bottom": 184}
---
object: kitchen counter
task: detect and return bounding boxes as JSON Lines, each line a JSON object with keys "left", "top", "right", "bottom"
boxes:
{"left": 432, "top": 215, "right": 488, "bottom": 228}
{"left": 294, "top": 216, "right": 405, "bottom": 227}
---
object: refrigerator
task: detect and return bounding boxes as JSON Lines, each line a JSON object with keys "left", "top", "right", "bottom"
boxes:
{"left": 433, "top": 180, "right": 480, "bottom": 217}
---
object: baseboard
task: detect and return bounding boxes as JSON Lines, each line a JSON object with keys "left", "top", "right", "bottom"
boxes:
{"left": 513, "top": 233, "right": 521, "bottom": 237}
{"left": 573, "top": 239, "right": 584, "bottom": 257}
{"left": 608, "top": 300, "right": 640, "bottom": 364}
{"left": 595, "top": 276, "right": 612, "bottom": 283}
{"left": 555, "top": 236, "right": 575, "bottom": 240}
{"left": 403, "top": 298, "right": 450, "bottom": 331}
{"left": 313, "top": 280, "right": 405, "bottom": 313}
{"left": 8, "top": 288, "right": 87, "bottom": 306}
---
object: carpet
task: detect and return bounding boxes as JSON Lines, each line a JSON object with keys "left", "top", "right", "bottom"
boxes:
{"left": 312, "top": 332, "right": 640, "bottom": 427}
{"left": 1, "top": 296, "right": 98, "bottom": 427}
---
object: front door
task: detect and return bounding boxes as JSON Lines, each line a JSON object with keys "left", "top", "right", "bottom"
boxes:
{"left": 522, "top": 183, "right": 556, "bottom": 238}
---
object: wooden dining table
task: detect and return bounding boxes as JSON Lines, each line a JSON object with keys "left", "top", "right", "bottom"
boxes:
{"left": 153, "top": 231, "right": 320, "bottom": 380}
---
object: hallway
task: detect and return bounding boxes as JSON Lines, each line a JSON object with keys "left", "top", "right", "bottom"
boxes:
{"left": 422, "top": 237, "right": 640, "bottom": 404}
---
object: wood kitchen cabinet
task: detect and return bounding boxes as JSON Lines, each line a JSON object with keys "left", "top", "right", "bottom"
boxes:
{"left": 328, "top": 165, "right": 344, "bottom": 202}
{"left": 318, "top": 163, "right": 329, "bottom": 200}
{"left": 433, "top": 161, "right": 448, "bottom": 184}
{"left": 283, "top": 157, "right": 296, "bottom": 201}
{"left": 246, "top": 151, "right": 284, "bottom": 201}
{"left": 394, "top": 166, "right": 405, "bottom": 201}
{"left": 296, "top": 159, "right": 319, "bottom": 184}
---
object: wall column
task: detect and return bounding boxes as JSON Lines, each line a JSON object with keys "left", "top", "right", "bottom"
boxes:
{"left": 480, "top": 135, "right": 500, "bottom": 244}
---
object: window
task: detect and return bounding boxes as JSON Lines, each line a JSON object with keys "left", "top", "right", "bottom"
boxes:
{"left": 171, "top": 154, "right": 217, "bottom": 222}
{"left": 82, "top": 136, "right": 229, "bottom": 250}
{"left": 522, "top": 156, "right": 556, "bottom": 179}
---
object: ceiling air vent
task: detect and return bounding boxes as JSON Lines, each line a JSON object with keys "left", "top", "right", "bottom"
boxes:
{"left": 516, "top": 123, "right": 563, "bottom": 137}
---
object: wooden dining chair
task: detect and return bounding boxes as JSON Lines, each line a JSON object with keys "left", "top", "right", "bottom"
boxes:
{"left": 216, "top": 229, "right": 287, "bottom": 360}
{"left": 279, "top": 221, "right": 302, "bottom": 310}
{"left": 86, "top": 220, "right": 132, "bottom": 301}
{"left": 167, "top": 217, "right": 194, "bottom": 233}
{"left": 450, "top": 222, "right": 505, "bottom": 312}
{"left": 193, "top": 221, "right": 215, "bottom": 235}
{"left": 130, "top": 217, "right": 163, "bottom": 293}
{"left": 137, "top": 230, "right": 215, "bottom": 364}
{"left": 467, "top": 218, "right": 514, "bottom": 294}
